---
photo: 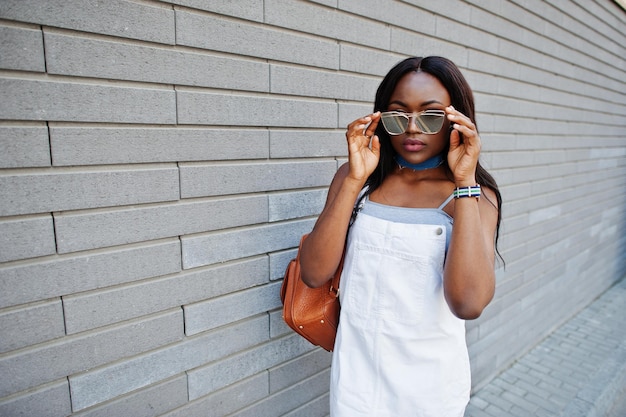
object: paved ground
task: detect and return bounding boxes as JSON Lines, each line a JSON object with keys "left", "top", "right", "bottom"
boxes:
{"left": 465, "top": 277, "right": 626, "bottom": 417}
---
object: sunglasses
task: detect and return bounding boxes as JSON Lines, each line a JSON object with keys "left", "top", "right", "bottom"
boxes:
{"left": 380, "top": 109, "right": 446, "bottom": 135}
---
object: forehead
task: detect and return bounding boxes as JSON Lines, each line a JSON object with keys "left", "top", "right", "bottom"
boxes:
{"left": 388, "top": 71, "right": 450, "bottom": 107}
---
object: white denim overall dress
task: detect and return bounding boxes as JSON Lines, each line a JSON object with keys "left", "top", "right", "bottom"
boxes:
{"left": 330, "top": 194, "right": 470, "bottom": 417}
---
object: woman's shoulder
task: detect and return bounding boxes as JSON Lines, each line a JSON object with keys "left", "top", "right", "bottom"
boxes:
{"left": 479, "top": 185, "right": 499, "bottom": 211}
{"left": 328, "top": 162, "right": 351, "bottom": 191}
{"left": 323, "top": 162, "right": 356, "bottom": 203}
{"left": 336, "top": 161, "right": 350, "bottom": 178}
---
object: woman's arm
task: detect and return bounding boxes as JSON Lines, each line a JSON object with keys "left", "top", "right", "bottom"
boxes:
{"left": 443, "top": 188, "right": 499, "bottom": 319}
{"left": 443, "top": 106, "right": 499, "bottom": 319}
{"left": 299, "top": 166, "right": 363, "bottom": 287}
{"left": 300, "top": 112, "right": 381, "bottom": 288}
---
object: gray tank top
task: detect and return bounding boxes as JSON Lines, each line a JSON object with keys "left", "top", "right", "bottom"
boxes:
{"left": 360, "top": 193, "right": 454, "bottom": 252}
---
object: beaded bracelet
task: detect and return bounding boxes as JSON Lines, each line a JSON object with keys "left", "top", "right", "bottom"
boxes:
{"left": 453, "top": 185, "right": 481, "bottom": 199}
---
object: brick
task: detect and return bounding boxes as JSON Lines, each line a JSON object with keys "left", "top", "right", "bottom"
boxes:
{"left": 0, "top": 0, "right": 174, "bottom": 44}
{"left": 269, "top": 348, "right": 332, "bottom": 393}
{"left": 265, "top": 0, "right": 390, "bottom": 49}
{"left": 340, "top": 44, "right": 405, "bottom": 77}
{"left": 0, "top": 126, "right": 50, "bottom": 168}
{"left": 271, "top": 64, "right": 379, "bottom": 101}
{"left": 0, "top": 78, "right": 176, "bottom": 124}
{"left": 569, "top": 0, "right": 624, "bottom": 40}
{"left": 45, "top": 31, "right": 269, "bottom": 92}
{"left": 188, "top": 334, "right": 314, "bottom": 399}
{"left": 269, "top": 247, "right": 298, "bottom": 281}
{"left": 176, "top": 90, "right": 337, "bottom": 127}
{"left": 63, "top": 256, "right": 268, "bottom": 334}
{"left": 0, "top": 165, "right": 179, "bottom": 216}
{"left": 390, "top": 28, "right": 469, "bottom": 66}
{"left": 500, "top": 390, "right": 540, "bottom": 413}
{"left": 54, "top": 195, "right": 267, "bottom": 253}
{"left": 471, "top": 7, "right": 537, "bottom": 47}
{"left": 538, "top": 29, "right": 619, "bottom": 81}
{"left": 0, "top": 25, "right": 44, "bottom": 72}
{"left": 543, "top": 19, "right": 591, "bottom": 56}
{"left": 269, "top": 309, "right": 291, "bottom": 339}
{"left": 0, "top": 299, "right": 65, "bottom": 353}
{"left": 181, "top": 219, "right": 315, "bottom": 269}
{"left": 161, "top": 373, "right": 269, "bottom": 417}
{"left": 282, "top": 393, "right": 329, "bottom": 417}
{"left": 170, "top": 0, "right": 264, "bottom": 22}
{"left": 0, "top": 240, "right": 180, "bottom": 308}
{"left": 270, "top": 129, "right": 346, "bottom": 159}
{"left": 0, "top": 309, "right": 183, "bottom": 398}
{"left": 513, "top": 378, "right": 554, "bottom": 402}
{"left": 508, "top": 404, "right": 536, "bottom": 417}
{"left": 505, "top": 363, "right": 543, "bottom": 387}
{"left": 472, "top": 340, "right": 521, "bottom": 380}
{"left": 478, "top": 387, "right": 514, "bottom": 412}
{"left": 229, "top": 368, "right": 330, "bottom": 417}
{"left": 176, "top": 10, "right": 339, "bottom": 69}
{"left": 72, "top": 375, "right": 188, "bottom": 417}
{"left": 268, "top": 189, "right": 327, "bottom": 222}
{"left": 184, "top": 281, "right": 282, "bottom": 335}
{"left": 50, "top": 126, "right": 269, "bottom": 166}
{"left": 180, "top": 160, "right": 336, "bottom": 198}
{"left": 464, "top": 403, "right": 488, "bottom": 417}
{"left": 482, "top": 403, "right": 511, "bottom": 417}
{"left": 528, "top": 205, "right": 562, "bottom": 226}
{"left": 513, "top": 304, "right": 626, "bottom": 417}
{"left": 69, "top": 315, "right": 268, "bottom": 411}
{"left": 0, "top": 215, "right": 55, "bottom": 263}
{"left": 467, "top": 395, "right": 490, "bottom": 411}
{"left": 500, "top": 182, "right": 532, "bottom": 202}
{"left": 590, "top": 147, "right": 626, "bottom": 159}
{"left": 338, "top": 102, "right": 374, "bottom": 128}
{"left": 0, "top": 379, "right": 71, "bottom": 417}
{"left": 478, "top": 94, "right": 552, "bottom": 120}
{"left": 310, "top": 0, "right": 337, "bottom": 6}
{"left": 489, "top": 150, "right": 543, "bottom": 170}
{"left": 339, "top": 0, "right": 436, "bottom": 38}
{"left": 531, "top": 177, "right": 567, "bottom": 196}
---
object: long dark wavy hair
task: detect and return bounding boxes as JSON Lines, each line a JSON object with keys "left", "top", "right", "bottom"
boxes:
{"left": 362, "top": 56, "right": 503, "bottom": 260}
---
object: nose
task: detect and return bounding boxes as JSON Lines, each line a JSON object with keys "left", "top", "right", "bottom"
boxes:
{"left": 405, "top": 114, "right": 420, "bottom": 133}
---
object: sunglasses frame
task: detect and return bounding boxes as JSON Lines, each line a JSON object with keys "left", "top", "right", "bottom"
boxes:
{"left": 380, "top": 109, "right": 447, "bottom": 136}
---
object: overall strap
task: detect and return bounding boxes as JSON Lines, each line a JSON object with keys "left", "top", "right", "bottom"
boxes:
{"left": 349, "top": 185, "right": 369, "bottom": 226}
{"left": 437, "top": 192, "right": 455, "bottom": 211}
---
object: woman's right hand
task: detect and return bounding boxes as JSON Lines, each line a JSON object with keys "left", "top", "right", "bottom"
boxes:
{"left": 346, "top": 112, "right": 381, "bottom": 183}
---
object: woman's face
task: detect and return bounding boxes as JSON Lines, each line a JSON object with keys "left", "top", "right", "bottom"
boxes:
{"left": 386, "top": 71, "right": 451, "bottom": 165}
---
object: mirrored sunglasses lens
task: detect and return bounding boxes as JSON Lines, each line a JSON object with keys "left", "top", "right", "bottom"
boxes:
{"left": 415, "top": 113, "right": 445, "bottom": 133}
{"left": 381, "top": 114, "right": 408, "bottom": 135}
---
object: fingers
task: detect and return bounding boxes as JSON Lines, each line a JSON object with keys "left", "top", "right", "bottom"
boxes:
{"left": 363, "top": 112, "right": 381, "bottom": 138}
{"left": 446, "top": 106, "right": 481, "bottom": 149}
{"left": 345, "top": 113, "right": 382, "bottom": 180}
{"left": 346, "top": 112, "right": 381, "bottom": 141}
{"left": 448, "top": 125, "right": 461, "bottom": 149}
{"left": 370, "top": 134, "right": 381, "bottom": 154}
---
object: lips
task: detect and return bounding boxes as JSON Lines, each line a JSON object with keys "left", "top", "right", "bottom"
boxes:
{"left": 403, "top": 138, "right": 426, "bottom": 152}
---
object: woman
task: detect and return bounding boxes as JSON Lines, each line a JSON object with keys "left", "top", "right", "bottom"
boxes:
{"left": 300, "top": 56, "right": 502, "bottom": 416}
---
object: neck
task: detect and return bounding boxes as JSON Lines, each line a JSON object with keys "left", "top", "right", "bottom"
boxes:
{"left": 395, "top": 154, "right": 444, "bottom": 171}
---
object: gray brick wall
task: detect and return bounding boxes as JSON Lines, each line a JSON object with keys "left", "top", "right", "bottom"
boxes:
{"left": 0, "top": 0, "right": 624, "bottom": 416}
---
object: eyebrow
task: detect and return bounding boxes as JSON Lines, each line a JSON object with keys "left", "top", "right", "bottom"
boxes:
{"left": 388, "top": 99, "right": 445, "bottom": 107}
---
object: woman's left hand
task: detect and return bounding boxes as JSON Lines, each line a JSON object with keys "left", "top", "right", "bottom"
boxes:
{"left": 446, "top": 106, "right": 481, "bottom": 186}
